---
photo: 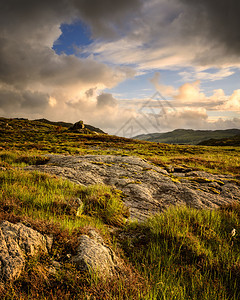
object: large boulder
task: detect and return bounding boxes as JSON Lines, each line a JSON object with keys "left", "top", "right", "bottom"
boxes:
{"left": 68, "top": 120, "right": 85, "bottom": 131}
{"left": 26, "top": 154, "right": 240, "bottom": 222}
{"left": 68, "top": 121, "right": 91, "bottom": 134}
{"left": 0, "top": 221, "right": 51, "bottom": 281}
{"left": 72, "top": 230, "right": 122, "bottom": 277}
{"left": 68, "top": 121, "right": 105, "bottom": 134}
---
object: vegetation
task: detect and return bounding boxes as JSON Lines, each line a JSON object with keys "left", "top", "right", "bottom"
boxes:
{"left": 122, "top": 204, "right": 240, "bottom": 299}
{"left": 0, "top": 158, "right": 142, "bottom": 299}
{"left": 198, "top": 134, "right": 240, "bottom": 146}
{"left": 0, "top": 117, "right": 239, "bottom": 299}
{"left": 0, "top": 117, "right": 239, "bottom": 176}
{"left": 134, "top": 128, "right": 240, "bottom": 145}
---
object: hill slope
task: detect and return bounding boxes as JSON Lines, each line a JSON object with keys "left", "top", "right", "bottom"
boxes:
{"left": 33, "top": 118, "right": 105, "bottom": 133}
{"left": 198, "top": 134, "right": 240, "bottom": 146}
{"left": 134, "top": 128, "right": 240, "bottom": 145}
{"left": 0, "top": 117, "right": 240, "bottom": 299}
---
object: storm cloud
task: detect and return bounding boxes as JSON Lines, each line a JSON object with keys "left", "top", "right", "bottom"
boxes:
{"left": 0, "top": 0, "right": 143, "bottom": 40}
{"left": 0, "top": 0, "right": 139, "bottom": 118}
{"left": 0, "top": 0, "right": 239, "bottom": 133}
{"left": 179, "top": 0, "right": 240, "bottom": 55}
{"left": 97, "top": 93, "right": 117, "bottom": 108}
{"left": 88, "top": 0, "right": 240, "bottom": 69}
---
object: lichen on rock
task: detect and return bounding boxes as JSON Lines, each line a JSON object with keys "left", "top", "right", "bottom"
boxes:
{"left": 0, "top": 221, "right": 51, "bottom": 281}
{"left": 72, "top": 230, "right": 122, "bottom": 277}
{"left": 26, "top": 154, "right": 240, "bottom": 222}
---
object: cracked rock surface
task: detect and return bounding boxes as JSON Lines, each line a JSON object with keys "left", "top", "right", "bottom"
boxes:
{"left": 26, "top": 155, "right": 240, "bottom": 222}
{"left": 73, "top": 229, "right": 122, "bottom": 277}
{"left": 0, "top": 221, "right": 50, "bottom": 281}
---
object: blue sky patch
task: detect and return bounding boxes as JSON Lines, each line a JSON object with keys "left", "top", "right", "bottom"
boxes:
{"left": 53, "top": 21, "right": 92, "bottom": 55}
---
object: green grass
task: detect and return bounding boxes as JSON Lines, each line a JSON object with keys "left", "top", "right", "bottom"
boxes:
{"left": 0, "top": 117, "right": 239, "bottom": 176}
{"left": 0, "top": 168, "right": 129, "bottom": 232}
{"left": 0, "top": 118, "right": 239, "bottom": 299}
{"left": 0, "top": 165, "right": 142, "bottom": 299}
{"left": 121, "top": 204, "right": 240, "bottom": 299}
{"left": 80, "top": 184, "right": 129, "bottom": 227}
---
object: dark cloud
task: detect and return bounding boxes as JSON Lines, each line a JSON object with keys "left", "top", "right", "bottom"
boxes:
{"left": 0, "top": 0, "right": 143, "bottom": 39}
{"left": 88, "top": 0, "right": 240, "bottom": 68}
{"left": 0, "top": 0, "right": 239, "bottom": 130}
{"left": 0, "top": 0, "right": 139, "bottom": 117}
{"left": 85, "top": 87, "right": 97, "bottom": 98}
{"left": 0, "top": 37, "right": 123, "bottom": 90}
{"left": 179, "top": 0, "right": 240, "bottom": 55}
{"left": 73, "top": 0, "right": 143, "bottom": 38}
{"left": 0, "top": 88, "right": 49, "bottom": 113}
{"left": 97, "top": 93, "right": 117, "bottom": 108}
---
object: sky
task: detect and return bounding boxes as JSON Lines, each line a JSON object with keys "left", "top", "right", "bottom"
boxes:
{"left": 1, "top": 0, "right": 240, "bottom": 136}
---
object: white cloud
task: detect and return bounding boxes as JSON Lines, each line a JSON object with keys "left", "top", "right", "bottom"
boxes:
{"left": 112, "top": 76, "right": 240, "bottom": 136}
{"left": 149, "top": 73, "right": 177, "bottom": 98}
{"left": 222, "top": 90, "right": 240, "bottom": 111}
{"left": 179, "top": 68, "right": 235, "bottom": 82}
{"left": 174, "top": 80, "right": 206, "bottom": 103}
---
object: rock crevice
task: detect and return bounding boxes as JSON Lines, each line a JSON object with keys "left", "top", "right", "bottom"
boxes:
{"left": 26, "top": 154, "right": 240, "bottom": 222}
{"left": 0, "top": 221, "right": 50, "bottom": 281}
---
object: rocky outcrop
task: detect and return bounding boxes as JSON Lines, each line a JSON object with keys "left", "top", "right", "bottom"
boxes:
{"left": 72, "top": 230, "right": 122, "bottom": 277}
{"left": 0, "top": 221, "right": 51, "bottom": 281}
{"left": 68, "top": 120, "right": 97, "bottom": 134}
{"left": 68, "top": 121, "right": 85, "bottom": 131}
{"left": 67, "top": 121, "right": 105, "bottom": 134}
{"left": 26, "top": 154, "right": 240, "bottom": 222}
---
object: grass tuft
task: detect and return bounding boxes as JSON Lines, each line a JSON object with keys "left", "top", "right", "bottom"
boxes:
{"left": 81, "top": 184, "right": 129, "bottom": 227}
{"left": 121, "top": 204, "right": 240, "bottom": 299}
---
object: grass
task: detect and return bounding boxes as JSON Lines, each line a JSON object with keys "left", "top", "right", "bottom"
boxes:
{"left": 121, "top": 204, "right": 240, "bottom": 299}
{"left": 0, "top": 117, "right": 239, "bottom": 299}
{"left": 0, "top": 168, "right": 129, "bottom": 233}
{"left": 0, "top": 164, "right": 143, "bottom": 299}
{"left": 80, "top": 185, "right": 129, "bottom": 227}
{"left": 0, "top": 118, "right": 239, "bottom": 176}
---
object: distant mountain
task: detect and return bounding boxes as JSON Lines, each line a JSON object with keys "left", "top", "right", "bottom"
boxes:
{"left": 33, "top": 118, "right": 105, "bottom": 134}
{"left": 133, "top": 129, "right": 240, "bottom": 145}
{"left": 198, "top": 134, "right": 240, "bottom": 146}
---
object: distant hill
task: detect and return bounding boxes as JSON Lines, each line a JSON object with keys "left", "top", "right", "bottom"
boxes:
{"left": 133, "top": 129, "right": 240, "bottom": 145}
{"left": 198, "top": 134, "right": 240, "bottom": 146}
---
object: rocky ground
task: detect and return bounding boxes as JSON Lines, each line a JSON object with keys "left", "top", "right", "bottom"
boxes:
{"left": 0, "top": 221, "right": 52, "bottom": 281}
{"left": 26, "top": 154, "right": 240, "bottom": 222}
{"left": 1, "top": 154, "right": 239, "bottom": 289}
{"left": 0, "top": 221, "right": 122, "bottom": 281}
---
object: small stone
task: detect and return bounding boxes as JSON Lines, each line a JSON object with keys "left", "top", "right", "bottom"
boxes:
{"left": 45, "top": 234, "right": 53, "bottom": 252}
{"left": 51, "top": 260, "right": 61, "bottom": 269}
{"left": 48, "top": 266, "right": 57, "bottom": 275}
{"left": 72, "top": 231, "right": 122, "bottom": 277}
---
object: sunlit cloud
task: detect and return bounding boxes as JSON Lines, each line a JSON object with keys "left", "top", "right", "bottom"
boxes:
{"left": 0, "top": 0, "right": 239, "bottom": 134}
